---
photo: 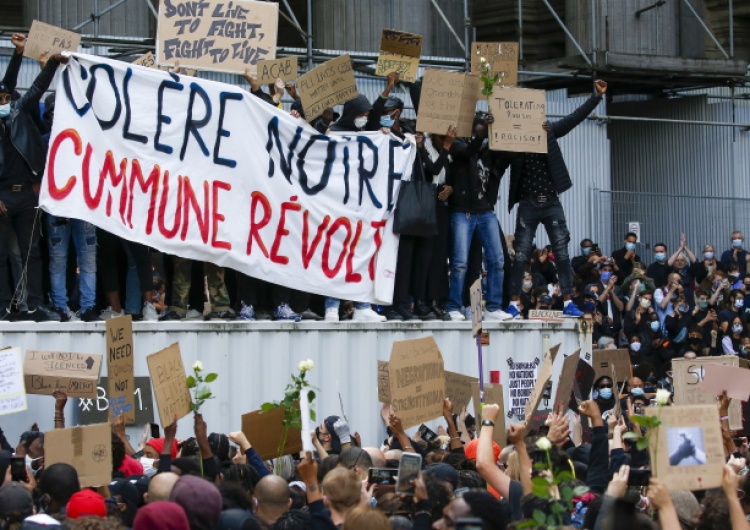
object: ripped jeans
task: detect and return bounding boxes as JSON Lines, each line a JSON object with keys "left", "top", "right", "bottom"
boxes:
{"left": 509, "top": 198, "right": 572, "bottom": 297}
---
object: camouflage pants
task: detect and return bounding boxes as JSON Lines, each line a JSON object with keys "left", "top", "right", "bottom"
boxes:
{"left": 169, "top": 257, "right": 231, "bottom": 313}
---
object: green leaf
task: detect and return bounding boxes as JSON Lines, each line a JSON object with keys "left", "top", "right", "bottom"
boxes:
{"left": 516, "top": 520, "right": 537, "bottom": 530}
{"left": 204, "top": 373, "right": 218, "bottom": 383}
{"left": 309, "top": 410, "right": 316, "bottom": 421}
{"left": 533, "top": 509, "right": 547, "bottom": 525}
{"left": 532, "top": 480, "right": 549, "bottom": 498}
{"left": 636, "top": 438, "right": 651, "bottom": 451}
{"left": 261, "top": 402, "right": 277, "bottom": 412}
{"left": 197, "top": 388, "right": 212, "bottom": 400}
{"left": 186, "top": 375, "right": 197, "bottom": 389}
{"left": 307, "top": 390, "right": 316, "bottom": 401}
{"left": 622, "top": 432, "right": 639, "bottom": 440}
{"left": 572, "top": 485, "right": 590, "bottom": 497}
{"left": 559, "top": 485, "right": 572, "bottom": 501}
{"left": 550, "top": 501, "right": 563, "bottom": 513}
{"left": 547, "top": 515, "right": 557, "bottom": 527}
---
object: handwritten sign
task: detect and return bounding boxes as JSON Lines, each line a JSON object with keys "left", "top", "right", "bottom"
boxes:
{"left": 256, "top": 56, "right": 298, "bottom": 83}
{"left": 646, "top": 405, "right": 723, "bottom": 491}
{"left": 388, "top": 336, "right": 445, "bottom": 429}
{"left": 488, "top": 86, "right": 547, "bottom": 153}
{"left": 673, "top": 356, "right": 742, "bottom": 430}
{"left": 24, "top": 350, "right": 102, "bottom": 398}
{"left": 378, "top": 360, "right": 391, "bottom": 403}
{"left": 46, "top": 423, "right": 112, "bottom": 487}
{"left": 0, "top": 348, "right": 26, "bottom": 416}
{"left": 471, "top": 42, "right": 519, "bottom": 96}
{"left": 445, "top": 371, "right": 479, "bottom": 412}
{"left": 376, "top": 29, "right": 423, "bottom": 83}
{"left": 297, "top": 54, "right": 358, "bottom": 121}
{"left": 528, "top": 310, "right": 564, "bottom": 322}
{"left": 25, "top": 20, "right": 81, "bottom": 60}
{"left": 507, "top": 360, "right": 537, "bottom": 418}
{"left": 77, "top": 377, "right": 155, "bottom": 425}
{"left": 523, "top": 344, "right": 558, "bottom": 420}
{"left": 132, "top": 51, "right": 157, "bottom": 68}
{"left": 242, "top": 405, "right": 302, "bottom": 460}
{"left": 146, "top": 343, "right": 192, "bottom": 425}
{"left": 416, "top": 69, "right": 480, "bottom": 137}
{"left": 157, "top": 0, "right": 279, "bottom": 74}
{"left": 592, "top": 349, "right": 632, "bottom": 386}
{"left": 106, "top": 315, "right": 135, "bottom": 423}
{"left": 554, "top": 350, "right": 581, "bottom": 410}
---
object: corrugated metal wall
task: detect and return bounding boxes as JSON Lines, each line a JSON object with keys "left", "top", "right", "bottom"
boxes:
{"left": 24, "top": 0, "right": 154, "bottom": 38}
{"left": 0, "top": 322, "right": 589, "bottom": 450}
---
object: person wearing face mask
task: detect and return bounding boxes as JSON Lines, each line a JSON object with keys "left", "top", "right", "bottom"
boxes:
{"left": 611, "top": 232, "right": 641, "bottom": 286}
{"left": 627, "top": 335, "right": 649, "bottom": 366}
{"left": 624, "top": 289, "right": 654, "bottom": 337}
{"left": 721, "top": 231, "right": 748, "bottom": 276}
{"left": 0, "top": 52, "right": 69, "bottom": 322}
{"left": 592, "top": 376, "right": 616, "bottom": 414}
{"left": 679, "top": 328, "right": 711, "bottom": 357}
{"left": 664, "top": 295, "right": 692, "bottom": 346}
{"left": 654, "top": 272, "right": 683, "bottom": 328}
{"left": 690, "top": 244, "right": 718, "bottom": 285}
{"left": 738, "top": 336, "right": 750, "bottom": 358}
{"left": 596, "top": 261, "right": 624, "bottom": 336}
{"left": 718, "top": 289, "right": 746, "bottom": 339}
{"left": 641, "top": 313, "right": 674, "bottom": 363}
{"left": 722, "top": 315, "right": 746, "bottom": 355}
{"left": 646, "top": 243, "right": 670, "bottom": 289}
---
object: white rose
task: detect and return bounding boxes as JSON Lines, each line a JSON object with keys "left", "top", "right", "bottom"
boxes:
{"left": 655, "top": 388, "right": 671, "bottom": 406}
{"left": 298, "top": 359, "right": 314, "bottom": 373}
{"left": 192, "top": 360, "right": 203, "bottom": 372}
{"left": 535, "top": 436, "right": 552, "bottom": 451}
{"left": 480, "top": 56, "right": 487, "bottom": 63}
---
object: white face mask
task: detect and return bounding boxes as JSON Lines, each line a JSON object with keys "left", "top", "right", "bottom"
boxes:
{"left": 354, "top": 116, "right": 368, "bottom": 129}
{"left": 0, "top": 103, "right": 10, "bottom": 118}
{"left": 25, "top": 455, "right": 43, "bottom": 477}
{"left": 140, "top": 457, "right": 156, "bottom": 476}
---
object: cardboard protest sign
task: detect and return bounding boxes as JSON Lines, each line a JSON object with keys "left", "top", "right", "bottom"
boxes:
{"left": 77, "top": 377, "right": 155, "bottom": 425}
{"left": 0, "top": 348, "right": 26, "bottom": 416}
{"left": 484, "top": 384, "right": 506, "bottom": 446}
{"left": 45, "top": 423, "right": 112, "bottom": 487}
{"left": 297, "top": 54, "right": 358, "bottom": 121}
{"left": 24, "top": 350, "right": 102, "bottom": 398}
{"left": 106, "top": 315, "right": 135, "bottom": 423}
{"left": 673, "top": 356, "right": 742, "bottom": 430}
{"left": 241, "top": 405, "right": 302, "bottom": 460}
{"left": 157, "top": 0, "right": 278, "bottom": 74}
{"left": 528, "top": 310, "right": 564, "bottom": 322}
{"left": 40, "top": 54, "right": 415, "bottom": 306}
{"left": 523, "top": 344, "right": 559, "bottom": 420}
{"left": 470, "top": 279, "right": 483, "bottom": 337}
{"left": 592, "top": 349, "right": 632, "bottom": 386}
{"left": 376, "top": 29, "right": 423, "bottom": 83}
{"left": 25, "top": 20, "right": 81, "bottom": 60}
{"left": 554, "top": 350, "right": 581, "bottom": 410}
{"left": 378, "top": 361, "right": 391, "bottom": 403}
{"left": 416, "top": 69, "right": 480, "bottom": 137}
{"left": 146, "top": 343, "right": 192, "bottom": 424}
{"left": 488, "top": 86, "right": 547, "bottom": 153}
{"left": 388, "top": 336, "right": 445, "bottom": 429}
{"left": 699, "top": 363, "right": 750, "bottom": 401}
{"left": 572, "top": 358, "right": 596, "bottom": 403}
{"left": 132, "top": 51, "right": 157, "bottom": 68}
{"left": 507, "top": 359, "right": 537, "bottom": 418}
{"left": 256, "top": 56, "right": 298, "bottom": 83}
{"left": 445, "top": 371, "right": 479, "bottom": 412}
{"left": 471, "top": 42, "right": 519, "bottom": 94}
{"left": 646, "top": 405, "right": 723, "bottom": 491}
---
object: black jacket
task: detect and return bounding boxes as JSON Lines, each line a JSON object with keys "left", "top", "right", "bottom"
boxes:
{"left": 0, "top": 57, "right": 61, "bottom": 182}
{"left": 497, "top": 94, "right": 602, "bottom": 212}
{"left": 2, "top": 51, "right": 23, "bottom": 94}
{"left": 445, "top": 136, "right": 502, "bottom": 213}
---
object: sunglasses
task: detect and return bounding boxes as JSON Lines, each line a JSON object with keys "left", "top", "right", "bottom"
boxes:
{"left": 597, "top": 384, "right": 613, "bottom": 389}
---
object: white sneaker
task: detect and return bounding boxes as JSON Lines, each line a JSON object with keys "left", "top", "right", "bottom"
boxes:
{"left": 100, "top": 306, "right": 124, "bottom": 320}
{"left": 142, "top": 302, "right": 158, "bottom": 321}
{"left": 484, "top": 309, "right": 514, "bottom": 321}
{"left": 324, "top": 307, "right": 340, "bottom": 322}
{"left": 185, "top": 309, "right": 203, "bottom": 320}
{"left": 352, "top": 307, "right": 387, "bottom": 322}
{"left": 448, "top": 311, "right": 466, "bottom": 321}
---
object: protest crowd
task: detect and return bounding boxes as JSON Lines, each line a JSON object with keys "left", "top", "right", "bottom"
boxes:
{"left": 2, "top": 17, "right": 750, "bottom": 530}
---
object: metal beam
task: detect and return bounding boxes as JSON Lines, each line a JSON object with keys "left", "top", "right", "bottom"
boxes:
{"left": 539, "top": 0, "right": 593, "bottom": 65}
{"left": 729, "top": 0, "right": 734, "bottom": 58}
{"left": 678, "top": 0, "right": 729, "bottom": 59}
{"left": 306, "top": 0, "right": 313, "bottom": 70}
{"left": 144, "top": 0, "right": 157, "bottom": 18}
{"left": 279, "top": 0, "right": 308, "bottom": 43}
{"left": 73, "top": 0, "right": 130, "bottom": 32}
{"left": 549, "top": 113, "right": 750, "bottom": 129}
{"left": 429, "top": 0, "right": 466, "bottom": 54}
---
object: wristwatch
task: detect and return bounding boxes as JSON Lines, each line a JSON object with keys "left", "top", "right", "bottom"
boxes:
{"left": 481, "top": 419, "right": 495, "bottom": 427}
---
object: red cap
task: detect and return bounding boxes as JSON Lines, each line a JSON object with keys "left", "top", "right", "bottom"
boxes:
{"left": 145, "top": 437, "right": 178, "bottom": 459}
{"left": 66, "top": 489, "right": 106, "bottom": 519}
{"left": 464, "top": 438, "right": 501, "bottom": 462}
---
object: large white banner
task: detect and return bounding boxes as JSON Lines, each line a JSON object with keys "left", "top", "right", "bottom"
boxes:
{"left": 41, "top": 54, "right": 415, "bottom": 304}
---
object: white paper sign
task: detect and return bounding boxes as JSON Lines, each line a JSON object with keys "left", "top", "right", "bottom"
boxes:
{"left": 0, "top": 348, "right": 27, "bottom": 415}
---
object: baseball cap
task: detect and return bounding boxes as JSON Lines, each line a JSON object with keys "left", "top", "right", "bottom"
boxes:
{"left": 66, "top": 489, "right": 106, "bottom": 519}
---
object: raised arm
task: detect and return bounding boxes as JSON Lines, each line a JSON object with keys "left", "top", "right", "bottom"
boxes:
{"left": 551, "top": 80, "right": 606, "bottom": 139}
{"left": 475, "top": 404, "right": 512, "bottom": 499}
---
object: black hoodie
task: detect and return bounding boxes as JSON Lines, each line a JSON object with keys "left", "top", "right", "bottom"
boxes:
{"left": 328, "top": 95, "right": 373, "bottom": 132}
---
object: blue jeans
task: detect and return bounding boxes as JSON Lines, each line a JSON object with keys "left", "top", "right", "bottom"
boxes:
{"left": 123, "top": 243, "right": 142, "bottom": 315}
{"left": 324, "top": 298, "right": 370, "bottom": 310}
{"left": 447, "top": 212, "right": 504, "bottom": 312}
{"left": 510, "top": 198, "right": 572, "bottom": 297}
{"left": 47, "top": 216, "right": 97, "bottom": 311}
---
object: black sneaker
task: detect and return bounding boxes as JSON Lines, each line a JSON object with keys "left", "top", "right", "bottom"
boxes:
{"left": 159, "top": 310, "right": 184, "bottom": 321}
{"left": 79, "top": 307, "right": 101, "bottom": 322}
{"left": 204, "top": 310, "right": 236, "bottom": 321}
{"left": 24, "top": 305, "right": 62, "bottom": 322}
{"left": 383, "top": 307, "right": 404, "bottom": 321}
{"left": 54, "top": 307, "right": 79, "bottom": 322}
{"left": 396, "top": 304, "right": 421, "bottom": 321}
{"left": 0, "top": 308, "right": 11, "bottom": 321}
{"left": 432, "top": 304, "right": 452, "bottom": 322}
{"left": 413, "top": 300, "right": 438, "bottom": 320}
